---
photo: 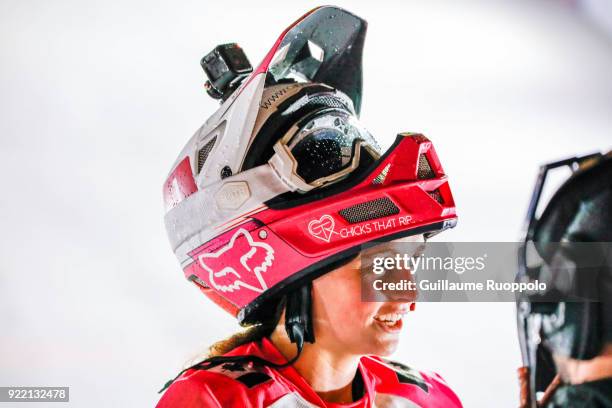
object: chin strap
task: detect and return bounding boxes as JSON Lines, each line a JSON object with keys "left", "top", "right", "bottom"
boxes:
{"left": 159, "top": 284, "right": 315, "bottom": 394}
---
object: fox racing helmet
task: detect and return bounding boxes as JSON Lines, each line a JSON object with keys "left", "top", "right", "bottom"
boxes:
{"left": 162, "top": 6, "right": 458, "bottom": 332}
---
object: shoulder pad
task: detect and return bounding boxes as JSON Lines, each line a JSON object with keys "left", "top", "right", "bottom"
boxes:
{"left": 201, "top": 360, "right": 273, "bottom": 388}
{"left": 361, "top": 356, "right": 463, "bottom": 407}
{"left": 376, "top": 357, "right": 428, "bottom": 392}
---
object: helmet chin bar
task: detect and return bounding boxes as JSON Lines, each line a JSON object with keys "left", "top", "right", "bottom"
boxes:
{"left": 178, "top": 133, "right": 456, "bottom": 323}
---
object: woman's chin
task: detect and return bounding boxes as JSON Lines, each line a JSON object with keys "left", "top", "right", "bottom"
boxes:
{"left": 369, "top": 338, "right": 400, "bottom": 356}
{"left": 366, "top": 325, "right": 403, "bottom": 355}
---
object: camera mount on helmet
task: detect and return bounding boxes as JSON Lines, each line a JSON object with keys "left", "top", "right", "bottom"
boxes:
{"left": 201, "top": 43, "right": 253, "bottom": 101}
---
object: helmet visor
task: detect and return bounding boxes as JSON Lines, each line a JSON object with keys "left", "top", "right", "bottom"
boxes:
{"left": 265, "top": 6, "right": 367, "bottom": 114}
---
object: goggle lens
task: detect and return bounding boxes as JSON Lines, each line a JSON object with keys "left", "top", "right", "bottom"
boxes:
{"left": 286, "top": 112, "right": 380, "bottom": 186}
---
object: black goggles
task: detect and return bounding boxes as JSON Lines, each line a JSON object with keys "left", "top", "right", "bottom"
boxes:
{"left": 270, "top": 109, "right": 381, "bottom": 192}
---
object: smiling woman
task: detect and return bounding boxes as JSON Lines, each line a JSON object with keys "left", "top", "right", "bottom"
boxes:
{"left": 157, "top": 6, "right": 461, "bottom": 407}
{"left": 158, "top": 243, "right": 462, "bottom": 407}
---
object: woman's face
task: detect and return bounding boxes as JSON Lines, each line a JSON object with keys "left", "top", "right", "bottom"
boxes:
{"left": 310, "top": 234, "right": 424, "bottom": 357}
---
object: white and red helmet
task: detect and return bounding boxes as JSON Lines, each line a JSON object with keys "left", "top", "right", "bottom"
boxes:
{"left": 162, "top": 6, "right": 457, "bottom": 325}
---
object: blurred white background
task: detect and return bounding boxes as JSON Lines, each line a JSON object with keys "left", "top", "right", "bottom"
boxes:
{"left": 1, "top": 0, "right": 611, "bottom": 406}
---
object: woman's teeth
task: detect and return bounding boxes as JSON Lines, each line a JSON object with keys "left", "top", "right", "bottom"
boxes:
{"left": 373, "top": 313, "right": 403, "bottom": 325}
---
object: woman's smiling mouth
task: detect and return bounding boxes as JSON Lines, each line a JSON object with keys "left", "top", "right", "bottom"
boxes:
{"left": 373, "top": 312, "right": 406, "bottom": 332}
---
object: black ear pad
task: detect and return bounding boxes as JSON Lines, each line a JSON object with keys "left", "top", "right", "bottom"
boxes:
{"left": 284, "top": 282, "right": 315, "bottom": 347}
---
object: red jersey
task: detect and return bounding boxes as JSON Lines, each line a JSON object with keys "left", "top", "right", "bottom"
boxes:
{"left": 157, "top": 337, "right": 462, "bottom": 407}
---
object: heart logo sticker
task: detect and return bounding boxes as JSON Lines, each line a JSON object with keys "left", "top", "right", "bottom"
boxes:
{"left": 308, "top": 215, "right": 336, "bottom": 243}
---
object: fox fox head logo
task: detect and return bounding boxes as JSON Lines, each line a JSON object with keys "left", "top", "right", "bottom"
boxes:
{"left": 198, "top": 229, "right": 274, "bottom": 294}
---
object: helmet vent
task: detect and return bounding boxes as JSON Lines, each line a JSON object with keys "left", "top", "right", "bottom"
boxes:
{"left": 428, "top": 189, "right": 444, "bottom": 204}
{"left": 308, "top": 94, "right": 352, "bottom": 111}
{"left": 417, "top": 154, "right": 436, "bottom": 179}
{"left": 372, "top": 164, "right": 391, "bottom": 185}
{"left": 197, "top": 136, "right": 217, "bottom": 174}
{"left": 339, "top": 197, "right": 399, "bottom": 224}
